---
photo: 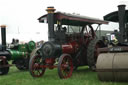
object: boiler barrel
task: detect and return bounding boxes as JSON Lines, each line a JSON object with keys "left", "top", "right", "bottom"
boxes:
{"left": 9, "top": 50, "right": 28, "bottom": 60}
{"left": 96, "top": 53, "right": 128, "bottom": 81}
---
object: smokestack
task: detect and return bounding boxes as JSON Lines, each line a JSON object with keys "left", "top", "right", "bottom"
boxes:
{"left": 1, "top": 25, "right": 6, "bottom": 51}
{"left": 46, "top": 7, "right": 56, "bottom": 41}
{"left": 118, "top": 5, "right": 126, "bottom": 43}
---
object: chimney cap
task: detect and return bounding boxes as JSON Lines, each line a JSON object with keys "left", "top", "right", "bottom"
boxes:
{"left": 1, "top": 25, "right": 6, "bottom": 28}
{"left": 118, "top": 4, "right": 126, "bottom": 8}
{"left": 47, "top": 6, "right": 55, "bottom": 8}
{"left": 46, "top": 6, "right": 56, "bottom": 13}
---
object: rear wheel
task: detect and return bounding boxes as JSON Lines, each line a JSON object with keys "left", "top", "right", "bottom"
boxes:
{"left": 87, "top": 37, "right": 98, "bottom": 71}
{"left": 29, "top": 49, "right": 46, "bottom": 77}
{"left": 58, "top": 54, "right": 73, "bottom": 79}
{"left": 0, "top": 60, "right": 9, "bottom": 75}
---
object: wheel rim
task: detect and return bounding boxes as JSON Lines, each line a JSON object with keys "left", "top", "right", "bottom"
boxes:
{"left": 30, "top": 55, "right": 45, "bottom": 77}
{"left": 58, "top": 54, "right": 73, "bottom": 79}
{"left": 87, "top": 36, "right": 98, "bottom": 71}
{"left": 94, "top": 43, "right": 99, "bottom": 62}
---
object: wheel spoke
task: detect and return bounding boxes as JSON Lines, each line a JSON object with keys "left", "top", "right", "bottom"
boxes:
{"left": 29, "top": 50, "right": 46, "bottom": 77}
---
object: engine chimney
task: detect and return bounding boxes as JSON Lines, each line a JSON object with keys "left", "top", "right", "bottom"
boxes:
{"left": 46, "top": 7, "right": 56, "bottom": 41}
{"left": 118, "top": 5, "right": 126, "bottom": 43}
{"left": 1, "top": 25, "right": 6, "bottom": 51}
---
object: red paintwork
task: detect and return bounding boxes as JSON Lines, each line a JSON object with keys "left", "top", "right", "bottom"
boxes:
{"left": 0, "top": 56, "right": 6, "bottom": 65}
{"left": 62, "top": 41, "right": 79, "bottom": 54}
{"left": 45, "top": 58, "right": 55, "bottom": 64}
{"left": 38, "top": 12, "right": 108, "bottom": 25}
{"left": 39, "top": 65, "right": 57, "bottom": 69}
{"left": 34, "top": 58, "right": 57, "bottom": 69}
{"left": 45, "top": 58, "right": 55, "bottom": 69}
{"left": 0, "top": 56, "right": 11, "bottom": 68}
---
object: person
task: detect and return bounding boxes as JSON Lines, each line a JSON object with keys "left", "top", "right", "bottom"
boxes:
{"left": 11, "top": 38, "right": 15, "bottom": 44}
{"left": 62, "top": 27, "right": 67, "bottom": 33}
{"left": 111, "top": 35, "right": 118, "bottom": 46}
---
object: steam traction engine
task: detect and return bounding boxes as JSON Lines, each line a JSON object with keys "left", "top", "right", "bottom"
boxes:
{"left": 29, "top": 7, "right": 108, "bottom": 79}
{"left": 0, "top": 25, "right": 36, "bottom": 75}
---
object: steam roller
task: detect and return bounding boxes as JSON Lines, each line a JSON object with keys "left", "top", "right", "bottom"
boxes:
{"left": 96, "top": 5, "right": 128, "bottom": 81}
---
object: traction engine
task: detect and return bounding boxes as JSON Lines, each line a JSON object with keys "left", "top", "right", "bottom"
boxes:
{"left": 29, "top": 7, "right": 108, "bottom": 79}
{"left": 0, "top": 25, "right": 36, "bottom": 75}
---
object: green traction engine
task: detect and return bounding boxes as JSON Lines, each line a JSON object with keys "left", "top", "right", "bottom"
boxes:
{"left": 0, "top": 25, "right": 36, "bottom": 75}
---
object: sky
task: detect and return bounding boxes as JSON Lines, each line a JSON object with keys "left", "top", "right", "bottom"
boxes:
{"left": 0, "top": 0, "right": 128, "bottom": 43}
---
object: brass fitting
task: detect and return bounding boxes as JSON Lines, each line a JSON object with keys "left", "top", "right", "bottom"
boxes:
{"left": 1, "top": 25, "right": 6, "bottom": 28}
{"left": 46, "top": 6, "right": 56, "bottom": 13}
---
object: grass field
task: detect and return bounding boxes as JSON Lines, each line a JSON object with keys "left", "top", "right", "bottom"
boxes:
{"left": 0, "top": 66, "right": 128, "bottom": 85}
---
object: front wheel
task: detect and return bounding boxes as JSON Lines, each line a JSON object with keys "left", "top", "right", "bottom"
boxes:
{"left": 58, "top": 54, "right": 73, "bottom": 79}
{"left": 0, "top": 60, "right": 9, "bottom": 75}
{"left": 29, "top": 49, "right": 46, "bottom": 77}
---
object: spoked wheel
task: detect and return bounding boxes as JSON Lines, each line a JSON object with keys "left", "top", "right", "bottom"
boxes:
{"left": 58, "top": 54, "right": 73, "bottom": 79}
{"left": 29, "top": 49, "right": 46, "bottom": 77}
{"left": 0, "top": 60, "right": 9, "bottom": 75}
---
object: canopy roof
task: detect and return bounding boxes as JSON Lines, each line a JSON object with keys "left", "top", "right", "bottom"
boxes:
{"left": 104, "top": 10, "right": 128, "bottom": 22}
{"left": 38, "top": 12, "right": 108, "bottom": 26}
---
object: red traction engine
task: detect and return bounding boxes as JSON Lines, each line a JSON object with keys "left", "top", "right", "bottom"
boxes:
{"left": 29, "top": 7, "right": 108, "bottom": 79}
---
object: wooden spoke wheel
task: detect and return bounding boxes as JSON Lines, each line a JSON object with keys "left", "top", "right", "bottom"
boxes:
{"left": 58, "top": 54, "right": 73, "bottom": 79}
{"left": 0, "top": 60, "right": 9, "bottom": 75}
{"left": 29, "top": 49, "right": 46, "bottom": 77}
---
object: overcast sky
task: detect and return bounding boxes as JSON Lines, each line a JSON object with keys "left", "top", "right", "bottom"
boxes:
{"left": 0, "top": 0, "right": 128, "bottom": 42}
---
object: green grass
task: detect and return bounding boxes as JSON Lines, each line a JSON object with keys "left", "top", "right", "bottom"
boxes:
{"left": 0, "top": 66, "right": 128, "bottom": 85}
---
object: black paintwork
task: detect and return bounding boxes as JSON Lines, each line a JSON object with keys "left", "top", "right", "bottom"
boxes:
{"left": 47, "top": 12, "right": 55, "bottom": 41}
{"left": 1, "top": 26, "right": 6, "bottom": 51}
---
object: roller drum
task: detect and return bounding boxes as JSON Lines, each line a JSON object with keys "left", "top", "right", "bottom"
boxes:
{"left": 96, "top": 52, "right": 128, "bottom": 81}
